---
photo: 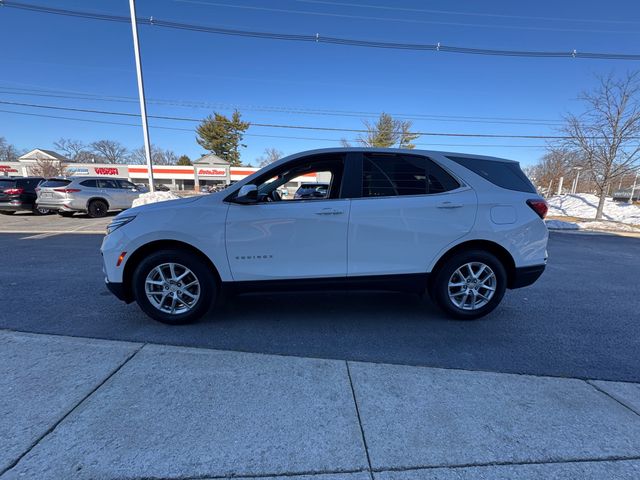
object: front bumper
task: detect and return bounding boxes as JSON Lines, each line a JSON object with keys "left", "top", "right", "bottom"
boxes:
{"left": 105, "top": 278, "right": 133, "bottom": 303}
{"left": 510, "top": 264, "right": 546, "bottom": 289}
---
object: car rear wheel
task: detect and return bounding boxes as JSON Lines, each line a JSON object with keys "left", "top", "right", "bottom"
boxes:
{"left": 32, "top": 206, "right": 51, "bottom": 215}
{"left": 132, "top": 249, "right": 217, "bottom": 325}
{"left": 431, "top": 250, "right": 507, "bottom": 320}
{"left": 87, "top": 199, "right": 108, "bottom": 218}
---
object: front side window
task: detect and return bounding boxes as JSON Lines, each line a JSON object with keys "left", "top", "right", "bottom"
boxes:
{"left": 362, "top": 154, "right": 459, "bottom": 197}
{"left": 117, "top": 180, "right": 136, "bottom": 189}
{"left": 237, "top": 154, "right": 344, "bottom": 203}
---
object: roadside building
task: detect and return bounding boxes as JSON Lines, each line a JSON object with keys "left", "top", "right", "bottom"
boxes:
{"left": 0, "top": 148, "right": 318, "bottom": 192}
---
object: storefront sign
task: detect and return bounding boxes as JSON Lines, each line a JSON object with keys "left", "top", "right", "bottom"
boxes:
{"left": 0, "top": 165, "right": 19, "bottom": 173}
{"left": 198, "top": 168, "right": 227, "bottom": 177}
{"left": 94, "top": 167, "right": 120, "bottom": 176}
{"left": 66, "top": 167, "right": 90, "bottom": 175}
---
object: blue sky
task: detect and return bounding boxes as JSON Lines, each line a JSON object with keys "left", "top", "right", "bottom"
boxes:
{"left": 1, "top": 0, "right": 639, "bottom": 166}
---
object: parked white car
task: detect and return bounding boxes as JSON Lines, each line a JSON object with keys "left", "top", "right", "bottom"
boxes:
{"left": 101, "top": 148, "right": 548, "bottom": 324}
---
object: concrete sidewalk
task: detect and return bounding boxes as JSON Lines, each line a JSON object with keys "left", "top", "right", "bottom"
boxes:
{"left": 1, "top": 330, "right": 639, "bottom": 479}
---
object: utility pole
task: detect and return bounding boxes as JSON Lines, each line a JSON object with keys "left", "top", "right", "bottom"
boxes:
{"left": 129, "top": 0, "right": 155, "bottom": 192}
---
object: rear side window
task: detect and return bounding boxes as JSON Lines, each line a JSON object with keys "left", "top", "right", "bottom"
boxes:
{"left": 117, "top": 180, "right": 136, "bottom": 189}
{"left": 40, "top": 179, "right": 71, "bottom": 188}
{"left": 447, "top": 156, "right": 536, "bottom": 193}
{"left": 98, "top": 179, "right": 119, "bottom": 189}
{"left": 80, "top": 179, "right": 98, "bottom": 188}
{"left": 362, "top": 154, "right": 459, "bottom": 197}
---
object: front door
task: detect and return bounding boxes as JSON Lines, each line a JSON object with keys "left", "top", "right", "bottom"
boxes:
{"left": 225, "top": 153, "right": 350, "bottom": 281}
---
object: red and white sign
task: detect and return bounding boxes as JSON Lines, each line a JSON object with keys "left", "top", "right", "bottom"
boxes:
{"left": 198, "top": 168, "right": 226, "bottom": 177}
{"left": 94, "top": 167, "right": 120, "bottom": 176}
{"left": 0, "top": 165, "right": 19, "bottom": 173}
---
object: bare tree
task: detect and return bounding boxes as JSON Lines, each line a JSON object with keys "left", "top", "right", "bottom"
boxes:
{"left": 0, "top": 137, "right": 21, "bottom": 162}
{"left": 28, "top": 158, "right": 67, "bottom": 178}
{"left": 90, "top": 140, "right": 129, "bottom": 164}
{"left": 525, "top": 148, "right": 582, "bottom": 196}
{"left": 256, "top": 148, "right": 283, "bottom": 167}
{"left": 129, "top": 145, "right": 178, "bottom": 165}
{"left": 53, "top": 138, "right": 88, "bottom": 161}
{"left": 560, "top": 72, "right": 640, "bottom": 219}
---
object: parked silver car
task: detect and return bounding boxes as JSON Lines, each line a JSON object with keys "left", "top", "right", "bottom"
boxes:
{"left": 36, "top": 177, "right": 141, "bottom": 218}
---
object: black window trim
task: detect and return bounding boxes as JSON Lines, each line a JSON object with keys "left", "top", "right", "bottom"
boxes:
{"left": 353, "top": 152, "right": 464, "bottom": 200}
{"left": 225, "top": 152, "right": 356, "bottom": 204}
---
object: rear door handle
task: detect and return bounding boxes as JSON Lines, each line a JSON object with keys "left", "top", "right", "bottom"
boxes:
{"left": 314, "top": 208, "right": 344, "bottom": 216}
{"left": 436, "top": 201, "right": 464, "bottom": 209}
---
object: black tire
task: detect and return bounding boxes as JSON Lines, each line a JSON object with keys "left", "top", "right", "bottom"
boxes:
{"left": 132, "top": 249, "right": 217, "bottom": 325}
{"left": 87, "top": 199, "right": 108, "bottom": 218}
{"left": 0, "top": 211, "right": 15, "bottom": 215}
{"left": 58, "top": 211, "right": 75, "bottom": 217}
{"left": 431, "top": 250, "right": 507, "bottom": 320}
{"left": 32, "top": 206, "right": 50, "bottom": 215}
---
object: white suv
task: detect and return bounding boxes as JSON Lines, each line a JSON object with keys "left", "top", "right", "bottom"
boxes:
{"left": 101, "top": 148, "right": 548, "bottom": 324}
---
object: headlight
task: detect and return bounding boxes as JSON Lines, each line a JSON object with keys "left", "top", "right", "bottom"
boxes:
{"left": 106, "top": 216, "right": 136, "bottom": 235}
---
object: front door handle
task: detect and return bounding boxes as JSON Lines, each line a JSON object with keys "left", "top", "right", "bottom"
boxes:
{"left": 314, "top": 208, "right": 344, "bottom": 216}
{"left": 436, "top": 201, "right": 463, "bottom": 209}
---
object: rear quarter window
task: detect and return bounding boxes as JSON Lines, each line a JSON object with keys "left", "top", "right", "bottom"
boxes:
{"left": 447, "top": 156, "right": 536, "bottom": 194}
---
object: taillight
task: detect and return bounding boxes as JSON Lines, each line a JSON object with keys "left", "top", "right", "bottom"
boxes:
{"left": 3, "top": 188, "right": 24, "bottom": 195}
{"left": 35, "top": 187, "right": 40, "bottom": 193}
{"left": 527, "top": 199, "right": 548, "bottom": 219}
{"left": 53, "top": 188, "right": 81, "bottom": 193}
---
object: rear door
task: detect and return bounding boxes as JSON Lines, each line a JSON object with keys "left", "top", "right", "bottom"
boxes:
{"left": 347, "top": 152, "right": 477, "bottom": 276}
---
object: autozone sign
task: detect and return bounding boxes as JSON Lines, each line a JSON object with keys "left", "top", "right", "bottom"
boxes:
{"left": 94, "top": 167, "right": 120, "bottom": 176}
{"left": 198, "top": 168, "right": 226, "bottom": 177}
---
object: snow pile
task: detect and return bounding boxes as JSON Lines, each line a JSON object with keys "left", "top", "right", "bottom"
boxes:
{"left": 546, "top": 219, "right": 640, "bottom": 233}
{"left": 545, "top": 219, "right": 579, "bottom": 230}
{"left": 132, "top": 191, "right": 179, "bottom": 207}
{"left": 547, "top": 194, "right": 640, "bottom": 225}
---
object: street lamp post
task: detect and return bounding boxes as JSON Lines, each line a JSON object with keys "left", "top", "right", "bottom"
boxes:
{"left": 571, "top": 167, "right": 583, "bottom": 194}
{"left": 129, "top": 0, "right": 155, "bottom": 193}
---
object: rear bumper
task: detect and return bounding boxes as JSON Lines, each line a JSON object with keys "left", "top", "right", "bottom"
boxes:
{"left": 105, "top": 279, "right": 133, "bottom": 303}
{"left": 510, "top": 264, "right": 546, "bottom": 289}
{"left": 0, "top": 201, "right": 32, "bottom": 212}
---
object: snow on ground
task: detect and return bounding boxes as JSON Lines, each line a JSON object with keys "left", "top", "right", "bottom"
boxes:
{"left": 547, "top": 194, "right": 640, "bottom": 225}
{"left": 132, "top": 191, "right": 179, "bottom": 208}
{"left": 546, "top": 219, "right": 640, "bottom": 233}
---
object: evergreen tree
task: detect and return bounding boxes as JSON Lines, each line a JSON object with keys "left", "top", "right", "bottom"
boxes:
{"left": 177, "top": 155, "right": 192, "bottom": 166}
{"left": 196, "top": 110, "right": 250, "bottom": 166}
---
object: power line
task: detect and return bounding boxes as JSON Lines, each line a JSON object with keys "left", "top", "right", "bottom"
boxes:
{"left": 0, "top": 108, "right": 547, "bottom": 149}
{"left": 0, "top": 85, "right": 563, "bottom": 126}
{"left": 3, "top": 1, "right": 640, "bottom": 60}
{"left": 175, "top": 0, "right": 640, "bottom": 34}
{"left": 295, "top": 0, "right": 640, "bottom": 26}
{"left": 0, "top": 99, "right": 571, "bottom": 139}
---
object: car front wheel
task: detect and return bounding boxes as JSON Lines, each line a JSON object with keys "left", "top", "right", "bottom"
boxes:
{"left": 132, "top": 250, "right": 217, "bottom": 325}
{"left": 431, "top": 250, "right": 507, "bottom": 320}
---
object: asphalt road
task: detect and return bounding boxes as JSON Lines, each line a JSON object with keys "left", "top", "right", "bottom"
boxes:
{"left": 1, "top": 231, "right": 639, "bottom": 382}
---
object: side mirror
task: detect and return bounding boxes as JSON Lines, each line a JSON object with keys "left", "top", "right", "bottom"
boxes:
{"left": 235, "top": 184, "right": 258, "bottom": 204}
